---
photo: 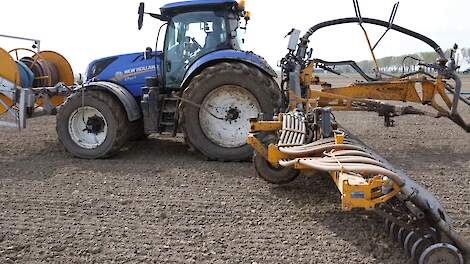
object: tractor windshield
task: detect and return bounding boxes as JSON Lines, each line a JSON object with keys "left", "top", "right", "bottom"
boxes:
{"left": 164, "top": 11, "right": 230, "bottom": 90}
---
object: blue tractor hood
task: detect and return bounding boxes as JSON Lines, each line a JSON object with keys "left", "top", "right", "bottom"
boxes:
{"left": 86, "top": 52, "right": 159, "bottom": 97}
{"left": 161, "top": 0, "right": 239, "bottom": 17}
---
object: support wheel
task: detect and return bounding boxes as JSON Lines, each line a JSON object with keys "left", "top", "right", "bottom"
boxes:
{"left": 253, "top": 152, "right": 299, "bottom": 184}
{"left": 418, "top": 243, "right": 464, "bottom": 264}
{"left": 181, "top": 62, "right": 281, "bottom": 161}
{"left": 56, "top": 90, "right": 129, "bottom": 159}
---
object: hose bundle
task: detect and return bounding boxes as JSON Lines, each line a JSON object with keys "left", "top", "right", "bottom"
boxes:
{"left": 18, "top": 57, "right": 60, "bottom": 88}
{"left": 15, "top": 61, "right": 34, "bottom": 88}
{"left": 278, "top": 112, "right": 306, "bottom": 146}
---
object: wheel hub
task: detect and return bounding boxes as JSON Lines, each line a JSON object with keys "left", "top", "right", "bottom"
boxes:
{"left": 199, "top": 85, "right": 261, "bottom": 148}
{"left": 419, "top": 243, "right": 464, "bottom": 264}
{"left": 224, "top": 107, "right": 241, "bottom": 123}
{"left": 68, "top": 106, "right": 108, "bottom": 149}
{"left": 84, "top": 115, "right": 105, "bottom": 134}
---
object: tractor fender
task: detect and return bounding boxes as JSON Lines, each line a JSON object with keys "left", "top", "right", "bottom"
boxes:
{"left": 84, "top": 81, "right": 142, "bottom": 122}
{"left": 181, "top": 50, "right": 277, "bottom": 88}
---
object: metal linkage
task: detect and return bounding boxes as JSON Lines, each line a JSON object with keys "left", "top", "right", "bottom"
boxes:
{"left": 379, "top": 203, "right": 465, "bottom": 264}
{"left": 0, "top": 34, "right": 41, "bottom": 52}
{"left": 248, "top": 111, "right": 469, "bottom": 263}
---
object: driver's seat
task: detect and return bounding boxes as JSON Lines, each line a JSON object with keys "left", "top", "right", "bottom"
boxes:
{"left": 204, "top": 22, "right": 225, "bottom": 51}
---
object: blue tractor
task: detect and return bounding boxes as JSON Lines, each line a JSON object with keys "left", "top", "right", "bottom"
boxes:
{"left": 56, "top": 0, "right": 281, "bottom": 161}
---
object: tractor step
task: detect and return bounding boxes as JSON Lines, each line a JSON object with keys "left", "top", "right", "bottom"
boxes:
{"left": 158, "top": 96, "right": 179, "bottom": 136}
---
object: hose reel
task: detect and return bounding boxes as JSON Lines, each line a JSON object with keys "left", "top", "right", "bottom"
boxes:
{"left": 0, "top": 46, "right": 74, "bottom": 124}
{"left": 7, "top": 48, "right": 73, "bottom": 88}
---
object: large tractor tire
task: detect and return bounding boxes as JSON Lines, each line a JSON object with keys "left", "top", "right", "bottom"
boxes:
{"left": 128, "top": 119, "right": 149, "bottom": 141}
{"left": 56, "top": 90, "right": 129, "bottom": 159}
{"left": 181, "top": 62, "right": 281, "bottom": 161}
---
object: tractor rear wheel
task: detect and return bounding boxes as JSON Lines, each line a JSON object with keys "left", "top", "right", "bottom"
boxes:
{"left": 181, "top": 62, "right": 281, "bottom": 161}
{"left": 56, "top": 90, "right": 129, "bottom": 159}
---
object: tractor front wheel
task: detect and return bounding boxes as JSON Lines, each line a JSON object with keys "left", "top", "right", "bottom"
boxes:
{"left": 56, "top": 90, "right": 129, "bottom": 159}
{"left": 181, "top": 62, "right": 281, "bottom": 161}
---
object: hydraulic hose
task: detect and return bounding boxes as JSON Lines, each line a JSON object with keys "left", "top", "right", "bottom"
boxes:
{"left": 298, "top": 17, "right": 447, "bottom": 63}
{"left": 313, "top": 156, "right": 387, "bottom": 168}
{"left": 280, "top": 143, "right": 366, "bottom": 156}
{"left": 450, "top": 73, "right": 462, "bottom": 115}
{"left": 323, "top": 149, "right": 375, "bottom": 159}
{"left": 314, "top": 58, "right": 376, "bottom": 82}
{"left": 279, "top": 158, "right": 404, "bottom": 186}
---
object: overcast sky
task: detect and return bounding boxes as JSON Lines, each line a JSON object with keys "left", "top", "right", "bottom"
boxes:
{"left": 1, "top": 0, "right": 469, "bottom": 74}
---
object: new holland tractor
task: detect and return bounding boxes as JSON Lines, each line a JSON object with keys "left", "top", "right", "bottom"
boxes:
{"left": 54, "top": 0, "right": 281, "bottom": 161}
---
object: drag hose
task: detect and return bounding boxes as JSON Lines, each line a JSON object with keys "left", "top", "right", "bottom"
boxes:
{"left": 297, "top": 17, "right": 447, "bottom": 62}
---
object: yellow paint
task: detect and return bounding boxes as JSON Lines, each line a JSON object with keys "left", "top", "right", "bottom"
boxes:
{"left": 331, "top": 171, "right": 400, "bottom": 210}
{"left": 249, "top": 120, "right": 282, "bottom": 132}
{"left": 334, "top": 130, "right": 345, "bottom": 145}
{"left": 0, "top": 94, "right": 13, "bottom": 114}
{"left": 36, "top": 95, "right": 66, "bottom": 108}
{"left": 306, "top": 78, "right": 455, "bottom": 117}
{"left": 239, "top": 0, "right": 245, "bottom": 9}
{"left": 0, "top": 48, "right": 18, "bottom": 113}
{"left": 321, "top": 81, "right": 421, "bottom": 103}
{"left": 35, "top": 51, "right": 74, "bottom": 86}
{"left": 246, "top": 134, "right": 267, "bottom": 160}
{"left": 267, "top": 144, "right": 291, "bottom": 167}
{"left": 0, "top": 48, "right": 19, "bottom": 85}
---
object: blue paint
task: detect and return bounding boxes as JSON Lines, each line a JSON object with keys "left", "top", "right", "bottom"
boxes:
{"left": 84, "top": 1, "right": 274, "bottom": 101}
{"left": 16, "top": 61, "right": 34, "bottom": 88}
{"left": 351, "top": 192, "right": 365, "bottom": 199}
{"left": 161, "top": 0, "right": 237, "bottom": 16}
{"left": 86, "top": 52, "right": 159, "bottom": 97}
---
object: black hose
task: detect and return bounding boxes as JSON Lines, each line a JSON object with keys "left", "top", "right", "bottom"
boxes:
{"left": 20, "top": 57, "right": 60, "bottom": 87}
{"left": 450, "top": 73, "right": 462, "bottom": 115}
{"left": 314, "top": 58, "right": 376, "bottom": 82}
{"left": 298, "top": 17, "right": 447, "bottom": 63}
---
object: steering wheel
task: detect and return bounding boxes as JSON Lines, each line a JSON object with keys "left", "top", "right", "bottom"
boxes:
{"left": 190, "top": 37, "right": 202, "bottom": 50}
{"left": 183, "top": 37, "right": 202, "bottom": 59}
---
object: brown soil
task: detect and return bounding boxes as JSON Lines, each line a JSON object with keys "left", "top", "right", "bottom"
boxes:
{"left": 0, "top": 76, "right": 469, "bottom": 263}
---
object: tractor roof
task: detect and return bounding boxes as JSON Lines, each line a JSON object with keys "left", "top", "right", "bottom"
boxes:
{"left": 160, "top": 0, "right": 239, "bottom": 17}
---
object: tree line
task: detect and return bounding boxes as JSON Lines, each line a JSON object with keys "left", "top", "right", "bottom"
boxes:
{"left": 334, "top": 48, "right": 470, "bottom": 74}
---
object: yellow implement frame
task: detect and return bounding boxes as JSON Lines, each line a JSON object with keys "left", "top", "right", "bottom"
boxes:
{"left": 246, "top": 68, "right": 463, "bottom": 211}
{"left": 300, "top": 61, "right": 456, "bottom": 118}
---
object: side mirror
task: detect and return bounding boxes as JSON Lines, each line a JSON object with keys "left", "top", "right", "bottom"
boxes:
{"left": 138, "top": 2, "right": 145, "bottom": 30}
{"left": 77, "top": 73, "right": 84, "bottom": 85}
{"left": 144, "top": 47, "right": 153, "bottom": 60}
{"left": 307, "top": 48, "right": 313, "bottom": 60}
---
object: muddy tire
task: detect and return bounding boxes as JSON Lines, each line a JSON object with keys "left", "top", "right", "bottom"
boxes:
{"left": 128, "top": 119, "right": 149, "bottom": 141}
{"left": 181, "top": 62, "right": 281, "bottom": 161}
{"left": 56, "top": 90, "right": 129, "bottom": 159}
{"left": 253, "top": 152, "right": 299, "bottom": 184}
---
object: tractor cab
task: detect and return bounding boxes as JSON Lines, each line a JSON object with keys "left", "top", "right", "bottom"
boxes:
{"left": 139, "top": 0, "right": 250, "bottom": 90}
